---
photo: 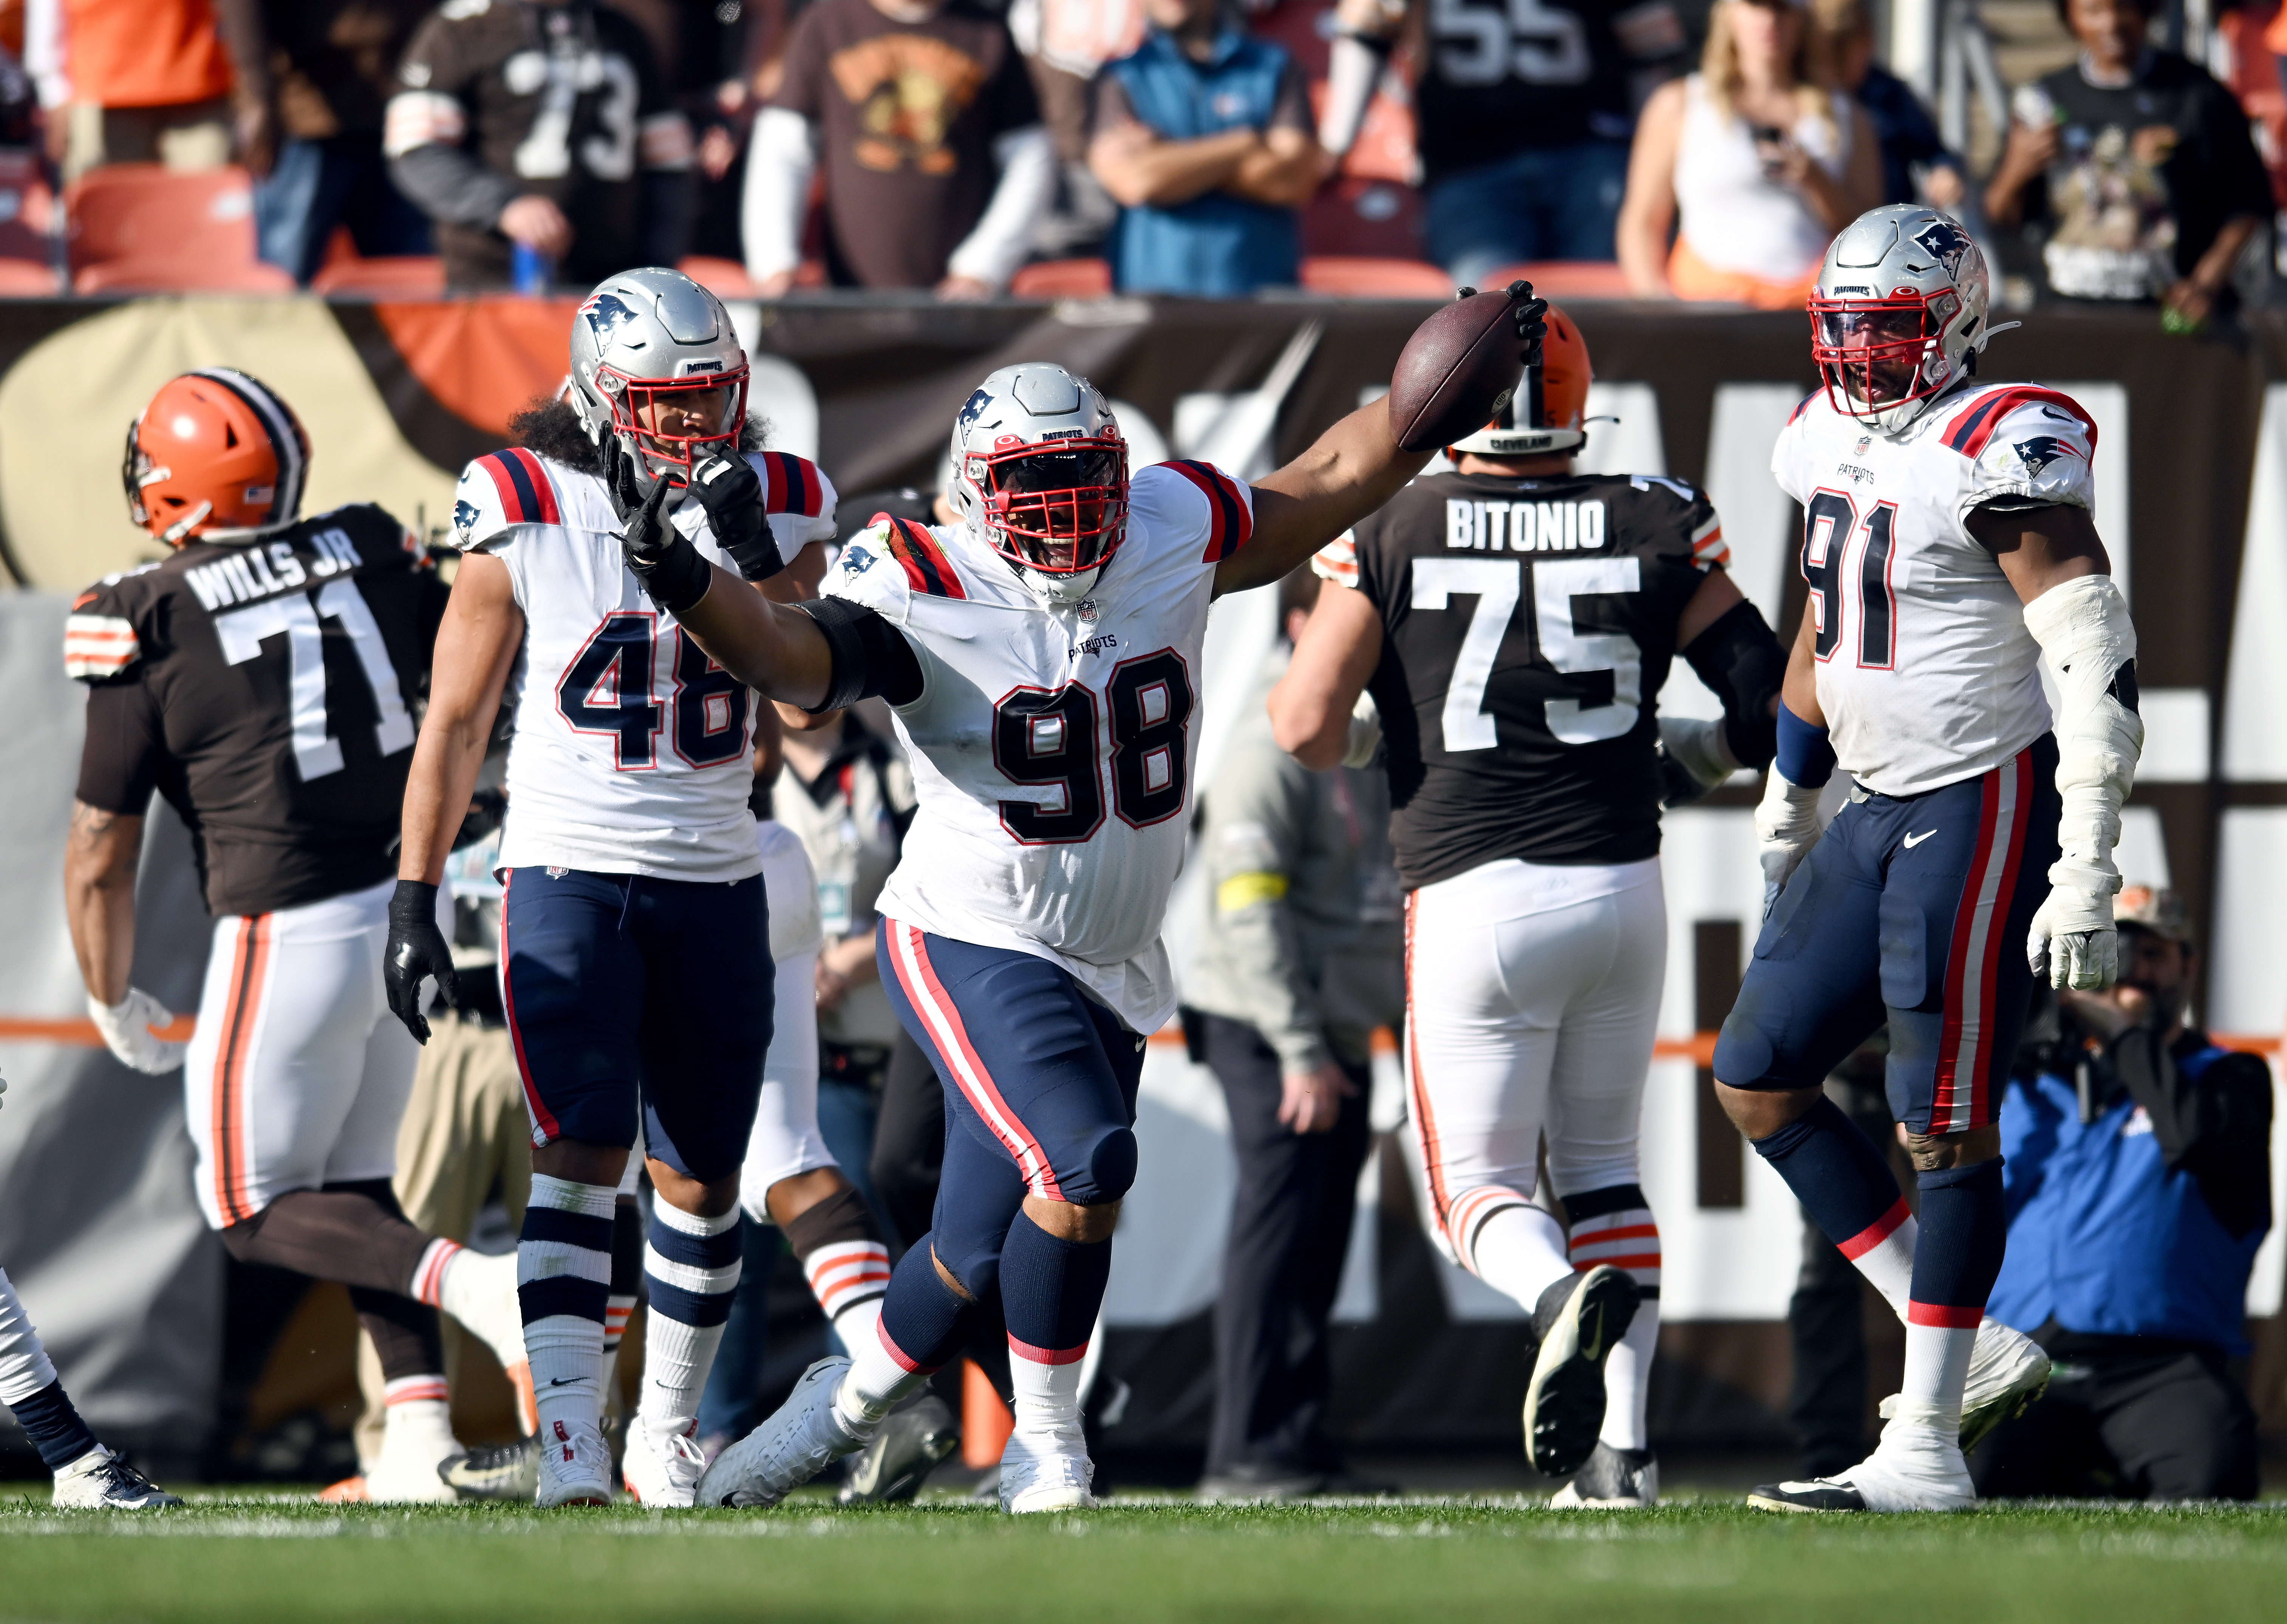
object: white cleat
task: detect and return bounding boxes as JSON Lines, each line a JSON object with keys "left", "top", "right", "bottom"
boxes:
{"left": 365, "top": 1408, "right": 462, "bottom": 1504}
{"left": 1880, "top": 1318, "right": 2050, "bottom": 1452}
{"left": 534, "top": 1417, "right": 615, "bottom": 1508}
{"left": 52, "top": 1446, "right": 181, "bottom": 1510}
{"left": 1749, "top": 1412, "right": 1975, "bottom": 1513}
{"left": 622, "top": 1415, "right": 707, "bottom": 1508}
{"left": 695, "top": 1357, "right": 867, "bottom": 1509}
{"left": 998, "top": 1429, "right": 1096, "bottom": 1514}
{"left": 1549, "top": 1442, "right": 1659, "bottom": 1508}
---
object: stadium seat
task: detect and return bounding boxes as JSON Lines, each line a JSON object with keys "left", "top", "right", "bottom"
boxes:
{"left": 74, "top": 256, "right": 296, "bottom": 295}
{"left": 1009, "top": 258, "right": 1111, "bottom": 299}
{"left": 1298, "top": 255, "right": 1453, "bottom": 298}
{"left": 1484, "top": 261, "right": 1634, "bottom": 301}
{"left": 309, "top": 256, "right": 445, "bottom": 297}
{"left": 64, "top": 164, "right": 259, "bottom": 273}
{"left": 1302, "top": 175, "right": 1425, "bottom": 260}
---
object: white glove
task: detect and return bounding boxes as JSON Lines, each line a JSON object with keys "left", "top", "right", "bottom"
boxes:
{"left": 88, "top": 988, "right": 186, "bottom": 1074}
{"left": 1754, "top": 769, "right": 1824, "bottom": 917}
{"left": 1341, "top": 691, "right": 1383, "bottom": 768}
{"left": 2027, "top": 873, "right": 2118, "bottom": 990}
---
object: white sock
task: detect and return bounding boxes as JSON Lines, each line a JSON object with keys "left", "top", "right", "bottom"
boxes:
{"left": 637, "top": 1201, "right": 742, "bottom": 1437}
{"left": 1598, "top": 1300, "right": 1659, "bottom": 1451}
{"left": 833, "top": 1321, "right": 929, "bottom": 1434}
{"left": 1007, "top": 1338, "right": 1085, "bottom": 1443}
{"left": 519, "top": 1175, "right": 615, "bottom": 1438}
{"left": 1894, "top": 1317, "right": 1976, "bottom": 1436}
{"left": 803, "top": 1239, "right": 889, "bottom": 1354}
{"left": 1449, "top": 1186, "right": 1573, "bottom": 1309}
{"left": 379, "top": 1383, "right": 455, "bottom": 1460}
{"left": 1843, "top": 1207, "right": 1918, "bottom": 1319}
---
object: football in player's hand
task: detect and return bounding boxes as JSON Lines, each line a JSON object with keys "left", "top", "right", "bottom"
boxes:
{"left": 1386, "top": 283, "right": 1548, "bottom": 453}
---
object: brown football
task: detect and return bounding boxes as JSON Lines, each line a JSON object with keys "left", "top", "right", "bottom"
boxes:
{"left": 1385, "top": 287, "right": 1528, "bottom": 453}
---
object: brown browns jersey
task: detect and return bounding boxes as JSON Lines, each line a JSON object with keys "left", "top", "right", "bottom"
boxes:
{"left": 69, "top": 505, "right": 450, "bottom": 918}
{"left": 1320, "top": 470, "right": 1724, "bottom": 888}
{"left": 393, "top": 0, "right": 676, "bottom": 287}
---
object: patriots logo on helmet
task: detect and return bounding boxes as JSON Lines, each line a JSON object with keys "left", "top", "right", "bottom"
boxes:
{"left": 954, "top": 388, "right": 995, "bottom": 441}
{"left": 2010, "top": 436, "right": 2084, "bottom": 477}
{"left": 840, "top": 543, "right": 877, "bottom": 576}
{"left": 452, "top": 498, "right": 479, "bottom": 543}
{"left": 579, "top": 292, "right": 644, "bottom": 350}
{"left": 1912, "top": 219, "right": 1974, "bottom": 276}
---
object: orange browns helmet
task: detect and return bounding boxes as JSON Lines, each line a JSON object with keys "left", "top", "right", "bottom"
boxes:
{"left": 122, "top": 369, "right": 310, "bottom": 546}
{"left": 1448, "top": 302, "right": 1591, "bottom": 458}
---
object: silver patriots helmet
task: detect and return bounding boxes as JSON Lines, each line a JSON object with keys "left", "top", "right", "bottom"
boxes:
{"left": 1809, "top": 205, "right": 1995, "bottom": 433}
{"left": 947, "top": 363, "right": 1129, "bottom": 606}
{"left": 567, "top": 267, "right": 748, "bottom": 485}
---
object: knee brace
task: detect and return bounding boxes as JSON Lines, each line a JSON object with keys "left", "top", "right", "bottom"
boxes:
{"left": 1073, "top": 1125, "right": 1137, "bottom": 1205}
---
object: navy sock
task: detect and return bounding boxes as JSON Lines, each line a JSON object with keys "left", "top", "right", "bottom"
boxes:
{"left": 998, "top": 1212, "right": 1111, "bottom": 1362}
{"left": 1910, "top": 1160, "right": 2007, "bottom": 1322}
{"left": 876, "top": 1236, "right": 975, "bottom": 1372}
{"left": 1749, "top": 1095, "right": 1908, "bottom": 1253}
{"left": 9, "top": 1379, "right": 99, "bottom": 1473}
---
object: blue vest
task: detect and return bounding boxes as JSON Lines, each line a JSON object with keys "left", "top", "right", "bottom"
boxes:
{"left": 1106, "top": 28, "right": 1300, "bottom": 296}
{"left": 1988, "top": 1045, "right": 2270, "bottom": 1355}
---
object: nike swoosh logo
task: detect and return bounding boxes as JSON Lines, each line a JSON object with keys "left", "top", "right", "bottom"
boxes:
{"left": 1904, "top": 830, "right": 1938, "bottom": 848}
{"left": 549, "top": 1377, "right": 579, "bottom": 1386}
{"left": 1577, "top": 1304, "right": 1605, "bottom": 1363}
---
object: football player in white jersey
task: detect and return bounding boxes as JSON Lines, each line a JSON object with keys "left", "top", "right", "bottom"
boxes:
{"left": 1708, "top": 206, "right": 2143, "bottom": 1513}
{"left": 654, "top": 292, "right": 1547, "bottom": 1513}
{"left": 387, "top": 269, "right": 891, "bottom": 1508}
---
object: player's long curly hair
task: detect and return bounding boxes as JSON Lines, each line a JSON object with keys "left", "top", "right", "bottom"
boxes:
{"left": 507, "top": 398, "right": 772, "bottom": 474}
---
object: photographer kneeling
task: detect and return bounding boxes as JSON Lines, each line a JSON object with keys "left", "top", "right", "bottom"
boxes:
{"left": 1977, "top": 888, "right": 2273, "bottom": 1501}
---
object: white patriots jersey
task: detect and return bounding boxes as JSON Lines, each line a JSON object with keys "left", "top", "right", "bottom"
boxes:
{"left": 1770, "top": 381, "right": 2098, "bottom": 797}
{"left": 453, "top": 445, "right": 837, "bottom": 881}
{"left": 824, "top": 459, "right": 1255, "bottom": 1036}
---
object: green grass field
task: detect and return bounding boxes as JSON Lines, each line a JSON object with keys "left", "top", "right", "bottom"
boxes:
{"left": 4, "top": 1490, "right": 2285, "bottom": 1623}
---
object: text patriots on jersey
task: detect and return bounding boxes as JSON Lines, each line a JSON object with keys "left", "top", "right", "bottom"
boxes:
{"left": 1069, "top": 633, "right": 1118, "bottom": 661}
{"left": 1445, "top": 498, "right": 1606, "bottom": 553}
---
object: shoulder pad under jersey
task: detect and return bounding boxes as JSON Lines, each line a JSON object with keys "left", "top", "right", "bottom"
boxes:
{"left": 748, "top": 451, "right": 838, "bottom": 547}
{"left": 453, "top": 447, "right": 567, "bottom": 552}
{"left": 820, "top": 519, "right": 915, "bottom": 623}
{"left": 1941, "top": 386, "right": 2098, "bottom": 516}
{"left": 1134, "top": 460, "right": 1256, "bottom": 566}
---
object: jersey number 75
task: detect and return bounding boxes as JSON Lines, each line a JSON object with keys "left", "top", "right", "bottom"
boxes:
{"left": 1413, "top": 556, "right": 1643, "bottom": 752}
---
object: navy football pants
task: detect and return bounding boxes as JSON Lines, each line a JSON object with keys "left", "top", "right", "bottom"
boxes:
{"left": 500, "top": 867, "right": 771, "bottom": 1184}
{"left": 878, "top": 920, "right": 1145, "bottom": 1297}
{"left": 1714, "top": 737, "right": 2061, "bottom": 1136}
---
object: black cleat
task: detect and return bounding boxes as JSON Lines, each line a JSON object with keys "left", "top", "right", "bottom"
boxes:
{"left": 1747, "top": 1477, "right": 1870, "bottom": 1513}
{"left": 837, "top": 1392, "right": 959, "bottom": 1505}
{"left": 440, "top": 1434, "right": 538, "bottom": 1502}
{"left": 1550, "top": 1442, "right": 1659, "bottom": 1508}
{"left": 1523, "top": 1264, "right": 1640, "bottom": 1479}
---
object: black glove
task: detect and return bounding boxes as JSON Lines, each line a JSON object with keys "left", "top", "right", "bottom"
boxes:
{"left": 1505, "top": 280, "right": 1550, "bottom": 371}
{"left": 689, "top": 452, "right": 782, "bottom": 583}
{"left": 606, "top": 436, "right": 712, "bottom": 614}
{"left": 383, "top": 879, "right": 459, "bottom": 1046}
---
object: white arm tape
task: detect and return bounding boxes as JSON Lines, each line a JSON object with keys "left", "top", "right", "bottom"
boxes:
{"left": 2021, "top": 573, "right": 2143, "bottom": 892}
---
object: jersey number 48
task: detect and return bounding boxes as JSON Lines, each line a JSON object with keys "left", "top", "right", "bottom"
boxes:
{"left": 557, "top": 612, "right": 750, "bottom": 771}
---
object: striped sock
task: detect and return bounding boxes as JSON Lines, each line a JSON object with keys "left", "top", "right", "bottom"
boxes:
{"left": 1564, "top": 1184, "right": 1661, "bottom": 1452}
{"left": 1447, "top": 1184, "right": 1573, "bottom": 1310}
{"left": 638, "top": 1202, "right": 742, "bottom": 1437}
{"left": 783, "top": 1185, "right": 891, "bottom": 1353}
{"left": 1749, "top": 1095, "right": 1915, "bottom": 1313}
{"left": 518, "top": 1175, "right": 615, "bottom": 1437}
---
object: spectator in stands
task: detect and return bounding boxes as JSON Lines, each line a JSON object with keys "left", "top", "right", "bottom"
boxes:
{"left": 1976, "top": 888, "right": 2273, "bottom": 1501}
{"left": 1319, "top": 0, "right": 1689, "bottom": 285}
{"left": 1614, "top": 0, "right": 1879, "bottom": 305}
{"left": 384, "top": 0, "right": 695, "bottom": 292}
{"left": 249, "top": 2, "right": 432, "bottom": 284}
{"left": 1984, "top": 0, "right": 2270, "bottom": 329}
{"left": 25, "top": 0, "right": 270, "bottom": 183}
{"left": 1809, "top": 0, "right": 1963, "bottom": 210}
{"left": 1182, "top": 569, "right": 1403, "bottom": 1502}
{"left": 1087, "top": 0, "right": 1325, "bottom": 295}
{"left": 741, "top": 0, "right": 1055, "bottom": 297}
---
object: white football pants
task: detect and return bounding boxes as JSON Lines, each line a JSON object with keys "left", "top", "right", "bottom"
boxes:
{"left": 1404, "top": 858, "right": 1666, "bottom": 1259}
{"left": 183, "top": 876, "right": 447, "bottom": 1230}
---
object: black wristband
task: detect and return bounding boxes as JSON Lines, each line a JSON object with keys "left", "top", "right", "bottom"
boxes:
{"left": 388, "top": 878, "right": 439, "bottom": 926}
{"left": 631, "top": 531, "right": 713, "bottom": 615}
{"left": 795, "top": 596, "right": 923, "bottom": 711}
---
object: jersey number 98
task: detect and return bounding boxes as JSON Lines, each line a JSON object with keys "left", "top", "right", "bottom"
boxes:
{"left": 992, "top": 650, "right": 1196, "bottom": 843}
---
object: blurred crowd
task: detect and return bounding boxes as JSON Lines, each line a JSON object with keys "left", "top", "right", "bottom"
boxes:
{"left": 0, "top": 0, "right": 2279, "bottom": 312}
